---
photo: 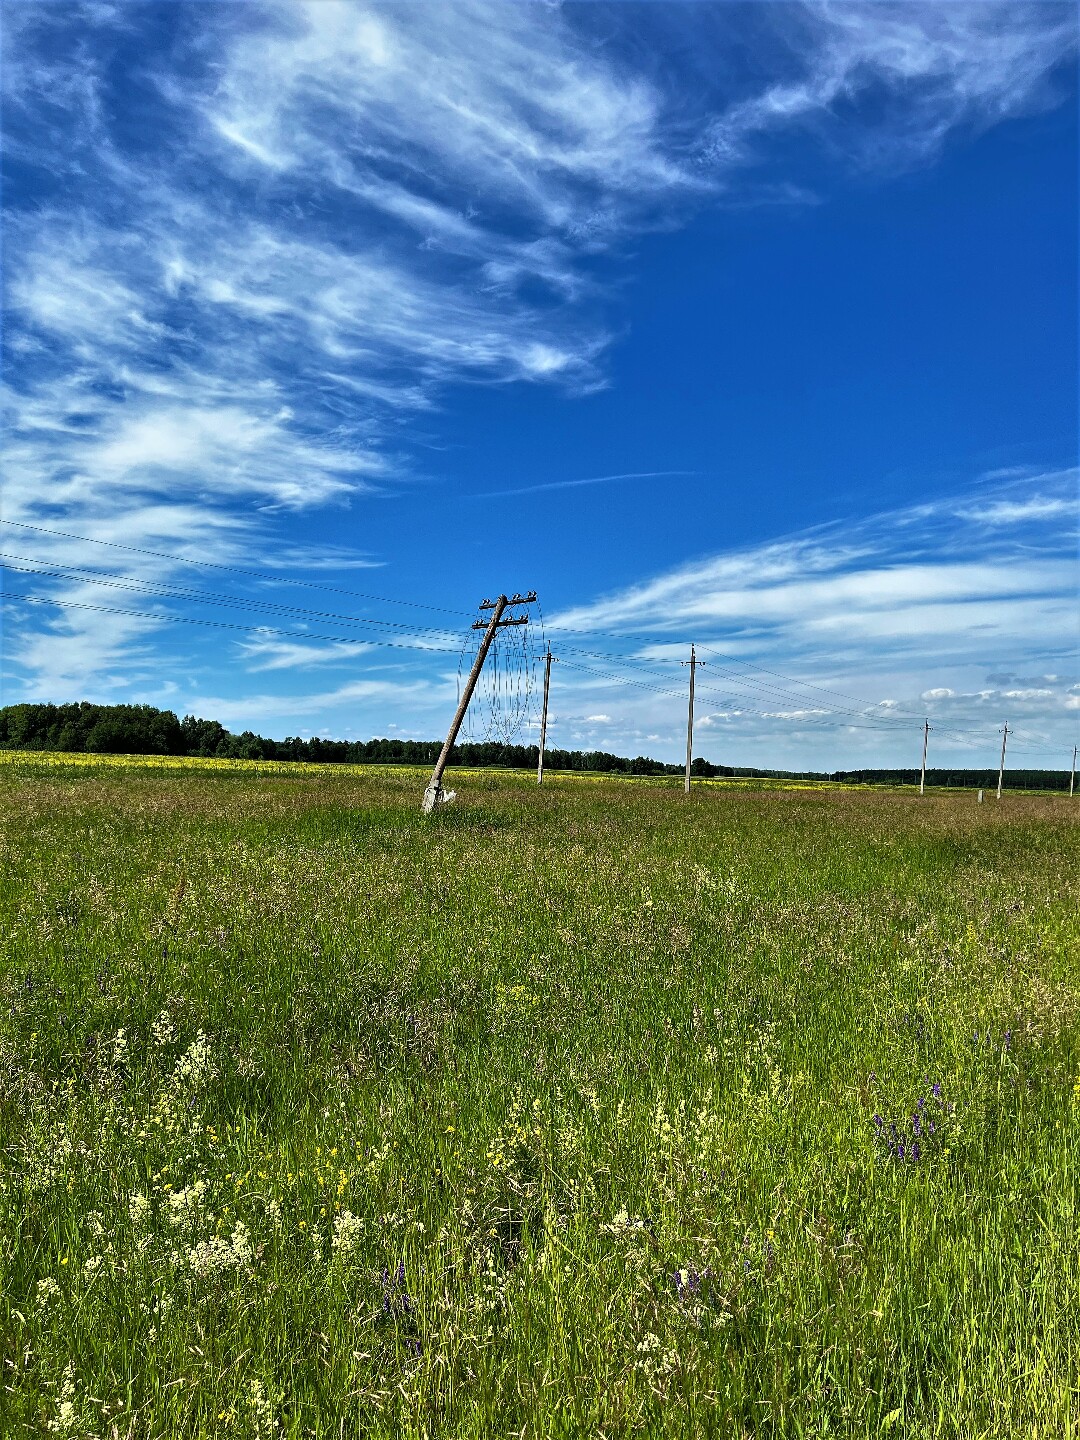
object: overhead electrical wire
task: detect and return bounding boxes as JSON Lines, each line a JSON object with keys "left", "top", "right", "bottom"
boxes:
{"left": 0, "top": 558, "right": 461, "bottom": 640}
{"left": 3, "top": 591, "right": 464, "bottom": 655}
{"left": 0, "top": 519, "right": 470, "bottom": 617}
{"left": 2, "top": 528, "right": 1071, "bottom": 762}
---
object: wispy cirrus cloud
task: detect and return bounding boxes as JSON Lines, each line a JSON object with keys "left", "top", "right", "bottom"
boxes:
{"left": 543, "top": 470, "right": 1077, "bottom": 765}
{"left": 703, "top": 2, "right": 1077, "bottom": 173}
{"left": 1, "top": 1, "right": 1075, "bottom": 726}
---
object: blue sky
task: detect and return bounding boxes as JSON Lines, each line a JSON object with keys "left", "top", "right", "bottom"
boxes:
{"left": 2, "top": 0, "right": 1077, "bottom": 770}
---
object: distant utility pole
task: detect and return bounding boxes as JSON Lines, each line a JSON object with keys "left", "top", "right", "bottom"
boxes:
{"left": 681, "top": 644, "right": 705, "bottom": 795}
{"left": 996, "top": 722, "right": 1009, "bottom": 801}
{"left": 1070, "top": 744, "right": 1077, "bottom": 798}
{"left": 422, "top": 592, "right": 535, "bottom": 814}
{"left": 537, "top": 647, "right": 556, "bottom": 785}
{"left": 919, "top": 718, "right": 931, "bottom": 796}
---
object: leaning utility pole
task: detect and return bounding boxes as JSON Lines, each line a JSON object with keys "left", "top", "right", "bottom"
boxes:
{"left": 681, "top": 644, "right": 703, "bottom": 795}
{"left": 537, "top": 647, "right": 555, "bottom": 785}
{"left": 919, "top": 718, "right": 931, "bottom": 796}
{"left": 1070, "top": 744, "right": 1077, "bottom": 798}
{"left": 996, "top": 722, "right": 1009, "bottom": 801}
{"left": 422, "top": 592, "right": 534, "bottom": 814}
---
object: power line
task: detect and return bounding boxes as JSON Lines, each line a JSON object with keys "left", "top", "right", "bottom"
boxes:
{"left": 556, "top": 653, "right": 1069, "bottom": 756}
{"left": 0, "top": 520, "right": 469, "bottom": 616}
{"left": 2, "top": 529, "right": 1071, "bottom": 760}
{"left": 2, "top": 591, "right": 464, "bottom": 655}
{"left": 0, "top": 558, "right": 460, "bottom": 640}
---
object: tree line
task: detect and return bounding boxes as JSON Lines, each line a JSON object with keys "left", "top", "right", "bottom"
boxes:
{"left": 0, "top": 701, "right": 1070, "bottom": 790}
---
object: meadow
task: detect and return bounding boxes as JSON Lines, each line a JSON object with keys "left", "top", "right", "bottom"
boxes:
{"left": 0, "top": 754, "right": 1077, "bottom": 1438}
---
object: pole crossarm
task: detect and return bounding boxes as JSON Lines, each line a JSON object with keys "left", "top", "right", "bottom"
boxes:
{"left": 471, "top": 614, "right": 529, "bottom": 629}
{"left": 480, "top": 592, "right": 536, "bottom": 609}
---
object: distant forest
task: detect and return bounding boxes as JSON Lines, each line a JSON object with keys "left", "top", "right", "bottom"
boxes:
{"left": 0, "top": 701, "right": 1072, "bottom": 791}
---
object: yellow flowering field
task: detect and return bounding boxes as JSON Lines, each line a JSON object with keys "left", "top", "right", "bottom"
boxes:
{"left": 0, "top": 760, "right": 1076, "bottom": 1436}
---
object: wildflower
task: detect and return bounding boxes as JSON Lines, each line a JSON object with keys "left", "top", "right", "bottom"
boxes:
{"left": 167, "top": 1180, "right": 208, "bottom": 1233}
{"left": 129, "top": 1192, "right": 152, "bottom": 1229}
{"left": 35, "top": 1276, "right": 60, "bottom": 1308}
{"left": 248, "top": 1377, "right": 277, "bottom": 1438}
{"left": 173, "top": 1031, "right": 216, "bottom": 1088}
{"left": 47, "top": 1362, "right": 79, "bottom": 1435}
{"left": 331, "top": 1209, "right": 364, "bottom": 1258}
{"left": 672, "top": 1266, "right": 706, "bottom": 1300}
{"left": 112, "top": 1029, "right": 129, "bottom": 1069}
{"left": 151, "top": 1010, "right": 177, "bottom": 1046}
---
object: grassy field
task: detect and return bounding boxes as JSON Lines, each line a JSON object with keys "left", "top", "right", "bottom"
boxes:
{"left": 0, "top": 755, "right": 1077, "bottom": 1438}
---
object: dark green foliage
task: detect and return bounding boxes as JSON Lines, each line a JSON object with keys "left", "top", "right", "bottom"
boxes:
{"left": 0, "top": 702, "right": 1070, "bottom": 789}
{"left": 0, "top": 702, "right": 185, "bottom": 755}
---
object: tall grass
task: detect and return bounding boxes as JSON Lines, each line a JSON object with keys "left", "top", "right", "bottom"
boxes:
{"left": 0, "top": 758, "right": 1076, "bottom": 1437}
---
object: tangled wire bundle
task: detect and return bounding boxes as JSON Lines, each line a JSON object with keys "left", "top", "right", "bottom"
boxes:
{"left": 457, "top": 606, "right": 542, "bottom": 745}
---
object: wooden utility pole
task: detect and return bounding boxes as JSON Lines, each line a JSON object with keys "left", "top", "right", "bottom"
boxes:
{"left": 996, "top": 722, "right": 1009, "bottom": 801}
{"left": 422, "top": 592, "right": 534, "bottom": 813}
{"left": 919, "top": 718, "right": 931, "bottom": 796}
{"left": 537, "top": 647, "right": 555, "bottom": 785}
{"left": 1070, "top": 744, "right": 1076, "bottom": 798}
{"left": 681, "top": 644, "right": 703, "bottom": 795}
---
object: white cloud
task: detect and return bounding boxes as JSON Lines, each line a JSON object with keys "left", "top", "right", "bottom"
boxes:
{"left": 2, "top": 1, "right": 1076, "bottom": 752}
{"left": 543, "top": 473, "right": 1078, "bottom": 766}
{"left": 237, "top": 639, "right": 371, "bottom": 672}
{"left": 956, "top": 495, "right": 1076, "bottom": 526}
{"left": 703, "top": 3, "right": 1076, "bottom": 174}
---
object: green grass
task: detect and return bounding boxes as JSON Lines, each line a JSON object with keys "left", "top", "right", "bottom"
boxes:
{"left": 0, "top": 758, "right": 1077, "bottom": 1438}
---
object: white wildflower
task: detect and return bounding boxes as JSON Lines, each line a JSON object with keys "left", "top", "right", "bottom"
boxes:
{"left": 151, "top": 1010, "right": 177, "bottom": 1046}
{"left": 331, "top": 1209, "right": 364, "bottom": 1258}
{"left": 112, "top": 1028, "right": 129, "bottom": 1069}
{"left": 83, "top": 1255, "right": 102, "bottom": 1276}
{"left": 172, "top": 1030, "right": 216, "bottom": 1089}
{"left": 129, "top": 1192, "right": 152, "bottom": 1229}
{"left": 248, "top": 1376, "right": 278, "bottom": 1438}
{"left": 601, "top": 1206, "right": 648, "bottom": 1235}
{"left": 166, "top": 1179, "right": 208, "bottom": 1233}
{"left": 46, "top": 1362, "right": 79, "bottom": 1435}
{"left": 187, "top": 1220, "right": 254, "bottom": 1280}
{"left": 35, "top": 1276, "right": 60, "bottom": 1308}
{"left": 635, "top": 1331, "right": 677, "bottom": 1382}
{"left": 230, "top": 1220, "right": 254, "bottom": 1268}
{"left": 86, "top": 1212, "right": 106, "bottom": 1243}
{"left": 266, "top": 1198, "right": 283, "bottom": 1231}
